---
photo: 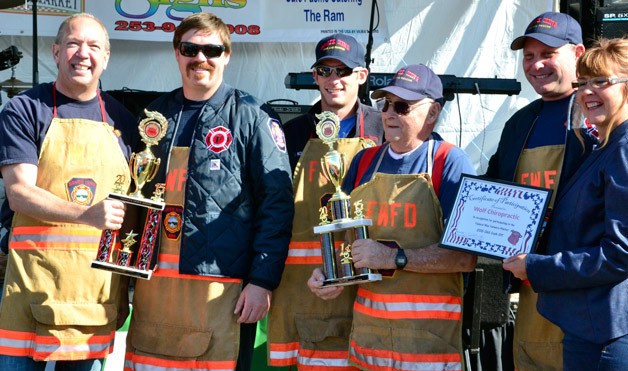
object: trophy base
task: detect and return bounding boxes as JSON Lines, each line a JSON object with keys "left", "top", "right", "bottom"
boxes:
{"left": 322, "top": 272, "right": 382, "bottom": 287}
{"left": 313, "top": 218, "right": 372, "bottom": 234}
{"left": 109, "top": 192, "right": 165, "bottom": 210}
{"left": 91, "top": 260, "right": 153, "bottom": 280}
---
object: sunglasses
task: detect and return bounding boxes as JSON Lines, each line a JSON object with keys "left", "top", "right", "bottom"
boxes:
{"left": 572, "top": 77, "right": 628, "bottom": 90}
{"left": 314, "top": 65, "right": 356, "bottom": 78}
{"left": 379, "top": 99, "right": 433, "bottom": 115}
{"left": 178, "top": 42, "right": 226, "bottom": 59}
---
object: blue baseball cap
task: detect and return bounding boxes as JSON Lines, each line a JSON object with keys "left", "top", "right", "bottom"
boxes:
{"left": 511, "top": 12, "right": 583, "bottom": 50}
{"left": 311, "top": 33, "right": 366, "bottom": 69}
{"left": 371, "top": 64, "right": 444, "bottom": 105}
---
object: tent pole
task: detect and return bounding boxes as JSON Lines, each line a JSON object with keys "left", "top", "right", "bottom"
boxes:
{"left": 32, "top": 0, "right": 38, "bottom": 85}
{"left": 359, "top": 0, "right": 377, "bottom": 105}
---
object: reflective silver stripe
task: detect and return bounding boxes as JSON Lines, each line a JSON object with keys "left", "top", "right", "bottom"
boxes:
{"left": 0, "top": 337, "right": 33, "bottom": 349}
{"left": 269, "top": 348, "right": 298, "bottom": 360}
{"left": 356, "top": 295, "right": 461, "bottom": 313}
{"left": 287, "top": 248, "right": 321, "bottom": 257}
{"left": 35, "top": 340, "right": 112, "bottom": 355}
{"left": 125, "top": 358, "right": 233, "bottom": 371}
{"left": 298, "top": 354, "right": 352, "bottom": 367}
{"left": 156, "top": 261, "right": 178, "bottom": 270}
{"left": 11, "top": 233, "right": 101, "bottom": 244}
{"left": 350, "top": 348, "right": 462, "bottom": 371}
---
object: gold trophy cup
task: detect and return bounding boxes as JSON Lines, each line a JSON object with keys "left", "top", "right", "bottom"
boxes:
{"left": 312, "top": 112, "right": 381, "bottom": 286}
{"left": 92, "top": 109, "right": 168, "bottom": 279}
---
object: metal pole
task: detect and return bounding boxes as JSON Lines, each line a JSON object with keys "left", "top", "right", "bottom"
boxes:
{"left": 359, "top": 0, "right": 377, "bottom": 105}
{"left": 32, "top": 0, "right": 38, "bottom": 85}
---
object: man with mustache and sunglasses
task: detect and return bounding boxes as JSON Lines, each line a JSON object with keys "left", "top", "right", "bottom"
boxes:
{"left": 486, "top": 12, "right": 599, "bottom": 371}
{"left": 306, "top": 64, "right": 477, "bottom": 371}
{"left": 123, "top": 12, "right": 294, "bottom": 371}
{"left": 267, "top": 33, "right": 383, "bottom": 370}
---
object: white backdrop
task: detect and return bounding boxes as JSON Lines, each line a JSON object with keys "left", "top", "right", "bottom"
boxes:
{"left": 0, "top": 0, "right": 556, "bottom": 173}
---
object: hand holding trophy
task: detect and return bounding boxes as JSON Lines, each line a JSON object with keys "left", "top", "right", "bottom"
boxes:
{"left": 92, "top": 109, "right": 168, "bottom": 279}
{"left": 312, "top": 112, "right": 381, "bottom": 286}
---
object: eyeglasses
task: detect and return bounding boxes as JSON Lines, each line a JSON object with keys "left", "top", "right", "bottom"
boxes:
{"left": 571, "top": 77, "right": 628, "bottom": 90}
{"left": 314, "top": 65, "right": 356, "bottom": 78}
{"left": 379, "top": 99, "right": 433, "bottom": 115}
{"left": 178, "top": 42, "right": 226, "bottom": 59}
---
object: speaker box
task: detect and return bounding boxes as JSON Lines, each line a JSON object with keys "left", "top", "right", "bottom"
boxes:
{"left": 265, "top": 99, "right": 311, "bottom": 125}
{"left": 463, "top": 257, "right": 511, "bottom": 330}
{"left": 106, "top": 89, "right": 164, "bottom": 117}
{"left": 596, "top": 5, "right": 628, "bottom": 39}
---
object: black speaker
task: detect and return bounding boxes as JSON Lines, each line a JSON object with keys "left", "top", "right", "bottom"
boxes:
{"left": 463, "top": 257, "right": 510, "bottom": 330}
{"left": 106, "top": 89, "right": 164, "bottom": 118}
{"left": 266, "top": 99, "right": 312, "bottom": 125}
{"left": 595, "top": 5, "right": 628, "bottom": 39}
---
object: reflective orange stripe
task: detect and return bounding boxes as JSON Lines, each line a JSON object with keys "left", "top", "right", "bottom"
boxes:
{"left": 0, "top": 328, "right": 114, "bottom": 361}
{"left": 268, "top": 341, "right": 298, "bottom": 366}
{"left": 298, "top": 348, "right": 359, "bottom": 371}
{"left": 152, "top": 254, "right": 242, "bottom": 283}
{"left": 9, "top": 226, "right": 102, "bottom": 251}
{"left": 354, "top": 288, "right": 462, "bottom": 320}
{"left": 285, "top": 240, "right": 342, "bottom": 265}
{"left": 286, "top": 241, "right": 322, "bottom": 265}
{"left": 124, "top": 351, "right": 236, "bottom": 371}
{"left": 350, "top": 339, "right": 462, "bottom": 371}
{"left": 268, "top": 342, "right": 359, "bottom": 370}
{"left": 0, "top": 328, "right": 33, "bottom": 357}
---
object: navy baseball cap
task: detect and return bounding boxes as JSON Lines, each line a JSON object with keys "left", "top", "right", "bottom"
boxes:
{"left": 311, "top": 33, "right": 366, "bottom": 68}
{"left": 371, "top": 64, "right": 444, "bottom": 105}
{"left": 511, "top": 12, "right": 582, "bottom": 50}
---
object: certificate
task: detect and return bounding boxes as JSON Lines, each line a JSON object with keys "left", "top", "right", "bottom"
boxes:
{"left": 440, "top": 175, "right": 552, "bottom": 260}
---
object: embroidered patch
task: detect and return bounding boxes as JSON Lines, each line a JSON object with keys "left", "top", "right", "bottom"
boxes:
{"left": 210, "top": 159, "right": 221, "bottom": 171}
{"left": 162, "top": 205, "right": 183, "bottom": 240}
{"left": 205, "top": 126, "right": 233, "bottom": 154}
{"left": 267, "top": 118, "right": 286, "bottom": 152}
{"left": 66, "top": 178, "right": 97, "bottom": 206}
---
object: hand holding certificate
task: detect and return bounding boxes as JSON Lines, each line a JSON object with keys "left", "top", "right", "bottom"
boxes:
{"left": 440, "top": 175, "right": 552, "bottom": 260}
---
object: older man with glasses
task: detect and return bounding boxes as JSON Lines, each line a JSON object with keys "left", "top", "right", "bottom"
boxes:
{"left": 267, "top": 33, "right": 383, "bottom": 370}
{"left": 307, "top": 64, "right": 477, "bottom": 371}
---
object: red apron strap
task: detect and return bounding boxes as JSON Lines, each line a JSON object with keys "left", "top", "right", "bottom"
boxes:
{"left": 354, "top": 145, "right": 382, "bottom": 189}
{"left": 432, "top": 141, "right": 454, "bottom": 197}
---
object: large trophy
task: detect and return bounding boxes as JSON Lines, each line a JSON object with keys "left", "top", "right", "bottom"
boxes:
{"left": 92, "top": 109, "right": 168, "bottom": 280}
{"left": 312, "top": 112, "right": 381, "bottom": 286}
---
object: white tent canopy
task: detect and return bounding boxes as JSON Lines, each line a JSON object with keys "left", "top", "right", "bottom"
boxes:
{"left": 0, "top": 0, "right": 556, "bottom": 172}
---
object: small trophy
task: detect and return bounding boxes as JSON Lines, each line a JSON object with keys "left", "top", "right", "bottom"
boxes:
{"left": 92, "top": 109, "right": 168, "bottom": 280}
{"left": 312, "top": 112, "right": 381, "bottom": 286}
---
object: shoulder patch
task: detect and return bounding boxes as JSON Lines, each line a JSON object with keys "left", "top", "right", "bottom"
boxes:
{"left": 268, "top": 118, "right": 286, "bottom": 152}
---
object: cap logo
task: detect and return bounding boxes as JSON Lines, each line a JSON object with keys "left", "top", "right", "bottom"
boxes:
{"left": 320, "top": 38, "right": 351, "bottom": 52}
{"left": 529, "top": 16, "right": 558, "bottom": 31}
{"left": 394, "top": 68, "right": 420, "bottom": 84}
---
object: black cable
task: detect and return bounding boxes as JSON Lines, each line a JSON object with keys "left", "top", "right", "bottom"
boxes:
{"left": 360, "top": 0, "right": 379, "bottom": 105}
{"left": 455, "top": 93, "right": 462, "bottom": 147}
{"left": 474, "top": 82, "right": 488, "bottom": 173}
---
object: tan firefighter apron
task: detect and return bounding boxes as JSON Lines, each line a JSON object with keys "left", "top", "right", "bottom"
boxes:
{"left": 347, "top": 171, "right": 464, "bottom": 371}
{"left": 268, "top": 138, "right": 371, "bottom": 370}
{"left": 125, "top": 147, "right": 244, "bottom": 371}
{"left": 513, "top": 145, "right": 565, "bottom": 371}
{"left": 0, "top": 88, "right": 130, "bottom": 361}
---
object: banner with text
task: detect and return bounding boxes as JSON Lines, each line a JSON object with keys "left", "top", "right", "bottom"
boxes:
{"left": 0, "top": 0, "right": 386, "bottom": 43}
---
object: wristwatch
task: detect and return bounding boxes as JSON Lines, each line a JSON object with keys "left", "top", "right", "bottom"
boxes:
{"left": 395, "top": 248, "right": 408, "bottom": 269}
